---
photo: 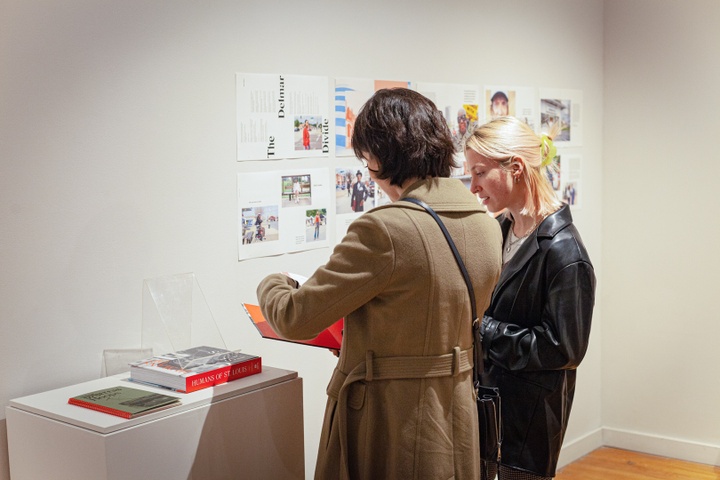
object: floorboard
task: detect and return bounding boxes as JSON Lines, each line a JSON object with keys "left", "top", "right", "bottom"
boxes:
{"left": 556, "top": 447, "right": 720, "bottom": 480}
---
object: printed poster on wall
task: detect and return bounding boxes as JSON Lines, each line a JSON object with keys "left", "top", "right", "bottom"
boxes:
{"left": 333, "top": 164, "right": 391, "bottom": 241}
{"left": 549, "top": 153, "right": 582, "bottom": 209}
{"left": 236, "top": 73, "right": 330, "bottom": 161}
{"left": 483, "top": 85, "right": 539, "bottom": 132}
{"left": 538, "top": 88, "right": 583, "bottom": 147}
{"left": 334, "top": 78, "right": 415, "bottom": 157}
{"left": 238, "top": 168, "right": 331, "bottom": 260}
{"left": 417, "top": 82, "right": 482, "bottom": 177}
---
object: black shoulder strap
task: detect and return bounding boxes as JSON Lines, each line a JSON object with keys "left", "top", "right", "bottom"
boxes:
{"left": 399, "top": 197, "right": 481, "bottom": 383}
{"left": 399, "top": 198, "right": 477, "bottom": 321}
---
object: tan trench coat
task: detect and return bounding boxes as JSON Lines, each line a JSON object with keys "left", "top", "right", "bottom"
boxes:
{"left": 258, "top": 178, "right": 502, "bottom": 480}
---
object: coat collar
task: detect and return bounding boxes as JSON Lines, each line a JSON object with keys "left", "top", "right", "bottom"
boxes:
{"left": 536, "top": 203, "right": 573, "bottom": 238}
{"left": 395, "top": 178, "right": 489, "bottom": 213}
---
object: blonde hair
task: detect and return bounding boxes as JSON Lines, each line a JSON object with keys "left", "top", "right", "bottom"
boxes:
{"left": 465, "top": 116, "right": 562, "bottom": 218}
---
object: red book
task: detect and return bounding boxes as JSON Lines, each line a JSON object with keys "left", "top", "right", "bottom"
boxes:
{"left": 243, "top": 303, "right": 343, "bottom": 350}
{"left": 129, "top": 346, "right": 262, "bottom": 393}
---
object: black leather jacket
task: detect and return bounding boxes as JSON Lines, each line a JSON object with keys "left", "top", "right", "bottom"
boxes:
{"left": 480, "top": 204, "right": 596, "bottom": 476}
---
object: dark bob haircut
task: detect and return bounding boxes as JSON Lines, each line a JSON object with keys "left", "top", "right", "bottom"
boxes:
{"left": 351, "top": 88, "right": 456, "bottom": 187}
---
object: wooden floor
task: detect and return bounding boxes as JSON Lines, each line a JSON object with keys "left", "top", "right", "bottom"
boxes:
{"left": 556, "top": 447, "right": 720, "bottom": 480}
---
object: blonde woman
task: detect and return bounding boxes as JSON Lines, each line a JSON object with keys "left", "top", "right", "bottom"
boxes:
{"left": 465, "top": 116, "right": 596, "bottom": 480}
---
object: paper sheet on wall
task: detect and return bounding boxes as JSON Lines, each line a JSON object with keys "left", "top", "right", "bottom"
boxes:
{"left": 417, "top": 82, "right": 482, "bottom": 177}
{"left": 550, "top": 153, "right": 582, "bottom": 209}
{"left": 236, "top": 73, "right": 330, "bottom": 161}
{"left": 538, "top": 88, "right": 583, "bottom": 147}
{"left": 238, "top": 168, "right": 331, "bottom": 260}
{"left": 483, "top": 85, "right": 539, "bottom": 132}
{"left": 332, "top": 164, "right": 390, "bottom": 241}
{"left": 334, "top": 77, "right": 415, "bottom": 157}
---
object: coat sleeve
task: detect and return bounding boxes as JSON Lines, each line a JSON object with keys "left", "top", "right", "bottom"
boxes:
{"left": 482, "top": 260, "right": 595, "bottom": 371}
{"left": 257, "top": 212, "right": 395, "bottom": 341}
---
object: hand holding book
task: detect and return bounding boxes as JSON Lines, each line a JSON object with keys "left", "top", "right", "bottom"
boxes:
{"left": 246, "top": 272, "right": 343, "bottom": 351}
{"left": 281, "top": 271, "right": 308, "bottom": 287}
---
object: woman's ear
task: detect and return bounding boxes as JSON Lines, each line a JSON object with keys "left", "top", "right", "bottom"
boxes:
{"left": 510, "top": 157, "right": 525, "bottom": 179}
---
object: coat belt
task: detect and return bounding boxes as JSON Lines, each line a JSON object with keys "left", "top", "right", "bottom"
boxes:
{"left": 326, "top": 346, "right": 474, "bottom": 479}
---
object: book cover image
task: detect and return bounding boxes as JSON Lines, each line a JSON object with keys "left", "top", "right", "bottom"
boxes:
{"left": 149, "top": 346, "right": 239, "bottom": 371}
{"left": 68, "top": 386, "right": 180, "bottom": 419}
{"left": 242, "top": 303, "right": 343, "bottom": 350}
{"left": 129, "top": 346, "right": 262, "bottom": 393}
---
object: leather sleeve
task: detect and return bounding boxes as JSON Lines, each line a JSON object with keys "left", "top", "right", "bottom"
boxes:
{"left": 482, "top": 260, "right": 596, "bottom": 371}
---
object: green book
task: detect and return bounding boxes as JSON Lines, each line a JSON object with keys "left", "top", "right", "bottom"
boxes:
{"left": 68, "top": 385, "right": 180, "bottom": 419}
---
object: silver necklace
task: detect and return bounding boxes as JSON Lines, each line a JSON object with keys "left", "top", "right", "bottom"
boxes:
{"left": 505, "top": 219, "right": 538, "bottom": 253}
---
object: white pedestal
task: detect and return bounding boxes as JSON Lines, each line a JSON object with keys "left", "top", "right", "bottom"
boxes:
{"left": 6, "top": 366, "right": 304, "bottom": 480}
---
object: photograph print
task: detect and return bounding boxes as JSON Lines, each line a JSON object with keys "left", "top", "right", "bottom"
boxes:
{"left": 306, "top": 208, "right": 327, "bottom": 242}
{"left": 281, "top": 174, "right": 312, "bottom": 207}
{"left": 241, "top": 205, "right": 279, "bottom": 245}
{"left": 540, "top": 98, "right": 571, "bottom": 142}
{"left": 294, "top": 115, "right": 324, "bottom": 151}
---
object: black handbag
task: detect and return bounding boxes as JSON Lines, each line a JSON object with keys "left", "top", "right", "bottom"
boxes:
{"left": 476, "top": 383, "right": 501, "bottom": 460}
{"left": 400, "top": 198, "right": 502, "bottom": 465}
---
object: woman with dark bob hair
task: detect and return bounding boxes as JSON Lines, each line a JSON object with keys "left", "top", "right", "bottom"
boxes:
{"left": 257, "top": 88, "right": 502, "bottom": 479}
{"left": 351, "top": 88, "right": 455, "bottom": 184}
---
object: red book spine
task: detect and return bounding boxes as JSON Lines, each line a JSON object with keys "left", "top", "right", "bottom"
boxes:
{"left": 182, "top": 357, "right": 262, "bottom": 393}
{"left": 228, "top": 357, "right": 262, "bottom": 382}
{"left": 67, "top": 398, "right": 132, "bottom": 419}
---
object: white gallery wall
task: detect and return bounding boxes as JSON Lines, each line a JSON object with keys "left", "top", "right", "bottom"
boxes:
{"left": 602, "top": 0, "right": 720, "bottom": 465}
{"left": 1, "top": 0, "right": 713, "bottom": 478}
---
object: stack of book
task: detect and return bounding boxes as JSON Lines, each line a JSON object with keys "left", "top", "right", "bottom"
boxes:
{"left": 129, "top": 346, "right": 262, "bottom": 393}
{"left": 68, "top": 385, "right": 181, "bottom": 419}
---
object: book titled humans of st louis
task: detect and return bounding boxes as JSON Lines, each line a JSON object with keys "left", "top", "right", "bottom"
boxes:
{"left": 129, "top": 346, "right": 262, "bottom": 393}
{"left": 68, "top": 386, "right": 181, "bottom": 419}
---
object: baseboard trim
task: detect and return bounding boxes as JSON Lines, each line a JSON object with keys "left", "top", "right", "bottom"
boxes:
{"left": 557, "top": 428, "right": 604, "bottom": 469}
{"left": 557, "top": 427, "right": 720, "bottom": 468}
{"left": 602, "top": 427, "right": 720, "bottom": 466}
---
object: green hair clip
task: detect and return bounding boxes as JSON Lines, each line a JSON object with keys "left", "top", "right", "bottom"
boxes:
{"left": 540, "top": 134, "right": 557, "bottom": 167}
